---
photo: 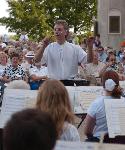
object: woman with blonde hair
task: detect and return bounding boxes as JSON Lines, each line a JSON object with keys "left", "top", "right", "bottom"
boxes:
{"left": 0, "top": 52, "right": 8, "bottom": 65}
{"left": 36, "top": 79, "right": 80, "bottom": 141}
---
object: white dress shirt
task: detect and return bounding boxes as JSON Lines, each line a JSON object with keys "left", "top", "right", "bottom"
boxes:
{"left": 41, "top": 41, "right": 87, "bottom": 80}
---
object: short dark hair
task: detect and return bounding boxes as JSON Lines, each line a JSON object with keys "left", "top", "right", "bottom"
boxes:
{"left": 10, "top": 52, "right": 19, "bottom": 60}
{"left": 3, "top": 109, "right": 57, "bottom": 150}
{"left": 98, "top": 46, "right": 104, "bottom": 50}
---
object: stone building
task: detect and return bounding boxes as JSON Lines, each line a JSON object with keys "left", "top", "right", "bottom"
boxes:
{"left": 98, "top": 0, "right": 125, "bottom": 50}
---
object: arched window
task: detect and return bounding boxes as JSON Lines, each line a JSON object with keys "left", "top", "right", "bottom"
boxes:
{"left": 108, "top": 9, "right": 121, "bottom": 34}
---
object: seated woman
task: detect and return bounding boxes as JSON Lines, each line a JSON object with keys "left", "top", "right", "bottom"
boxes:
{"left": 36, "top": 80, "right": 80, "bottom": 141}
{"left": 84, "top": 70, "right": 122, "bottom": 141}
{"left": 79, "top": 50, "right": 105, "bottom": 85}
{"left": 100, "top": 53, "right": 119, "bottom": 74}
{"left": 2, "top": 53, "right": 28, "bottom": 83}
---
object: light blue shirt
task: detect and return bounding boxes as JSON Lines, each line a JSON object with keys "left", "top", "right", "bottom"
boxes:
{"left": 87, "top": 95, "right": 113, "bottom": 138}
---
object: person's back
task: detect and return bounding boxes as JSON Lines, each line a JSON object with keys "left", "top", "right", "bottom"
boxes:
{"left": 60, "top": 122, "right": 80, "bottom": 141}
{"left": 36, "top": 79, "right": 80, "bottom": 141}
{"left": 84, "top": 71, "right": 122, "bottom": 141}
{"left": 3, "top": 109, "right": 57, "bottom": 150}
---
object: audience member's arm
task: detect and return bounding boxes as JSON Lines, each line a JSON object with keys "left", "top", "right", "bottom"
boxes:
{"left": 2, "top": 76, "right": 11, "bottom": 83}
{"left": 35, "top": 37, "right": 50, "bottom": 63}
{"left": 80, "top": 63, "right": 93, "bottom": 81}
{"left": 24, "top": 75, "right": 28, "bottom": 83}
{"left": 30, "top": 74, "right": 48, "bottom": 81}
{"left": 83, "top": 114, "right": 96, "bottom": 137}
{"left": 99, "top": 62, "right": 112, "bottom": 77}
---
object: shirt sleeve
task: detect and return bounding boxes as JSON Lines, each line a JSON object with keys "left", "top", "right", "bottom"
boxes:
{"left": 29, "top": 68, "right": 35, "bottom": 76}
{"left": 60, "top": 123, "right": 80, "bottom": 141}
{"left": 41, "top": 46, "right": 49, "bottom": 65}
{"left": 76, "top": 45, "right": 87, "bottom": 64}
{"left": 87, "top": 100, "right": 99, "bottom": 118}
{"left": 66, "top": 124, "right": 80, "bottom": 141}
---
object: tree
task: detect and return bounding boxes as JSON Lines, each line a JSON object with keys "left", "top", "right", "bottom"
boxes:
{"left": 0, "top": 0, "right": 52, "bottom": 40}
{"left": 0, "top": 0, "right": 97, "bottom": 39}
{"left": 43, "top": 0, "right": 97, "bottom": 33}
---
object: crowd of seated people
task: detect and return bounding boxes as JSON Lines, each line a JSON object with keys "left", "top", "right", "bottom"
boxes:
{"left": 0, "top": 40, "right": 49, "bottom": 89}
{"left": 0, "top": 30, "right": 125, "bottom": 89}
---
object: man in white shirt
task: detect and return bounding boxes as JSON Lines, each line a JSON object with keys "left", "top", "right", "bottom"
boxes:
{"left": 29, "top": 62, "right": 48, "bottom": 81}
{"left": 29, "top": 62, "right": 48, "bottom": 90}
{"left": 35, "top": 20, "right": 87, "bottom": 80}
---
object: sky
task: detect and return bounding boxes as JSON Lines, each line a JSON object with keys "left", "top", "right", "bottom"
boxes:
{"left": 0, "top": 0, "right": 10, "bottom": 35}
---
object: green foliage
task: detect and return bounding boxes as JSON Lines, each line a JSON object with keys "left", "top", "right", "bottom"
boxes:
{"left": 0, "top": 0, "right": 97, "bottom": 40}
{"left": 9, "top": 34, "right": 19, "bottom": 41}
{"left": 43, "top": 0, "right": 97, "bottom": 33}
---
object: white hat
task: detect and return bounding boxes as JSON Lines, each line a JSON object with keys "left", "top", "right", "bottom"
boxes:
{"left": 25, "top": 51, "right": 35, "bottom": 58}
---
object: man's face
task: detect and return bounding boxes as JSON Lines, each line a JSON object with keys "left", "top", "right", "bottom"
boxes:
{"left": 98, "top": 47, "right": 103, "bottom": 54}
{"left": 54, "top": 24, "right": 67, "bottom": 41}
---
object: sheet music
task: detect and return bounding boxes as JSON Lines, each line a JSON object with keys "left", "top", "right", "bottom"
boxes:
{"left": 66, "top": 86, "right": 82, "bottom": 113}
{"left": 0, "top": 89, "right": 38, "bottom": 128}
{"left": 66, "top": 86, "right": 103, "bottom": 114}
{"left": 77, "top": 86, "right": 103, "bottom": 112}
{"left": 0, "top": 86, "right": 103, "bottom": 128}
{"left": 104, "top": 99, "right": 125, "bottom": 138}
{"left": 55, "top": 141, "right": 91, "bottom": 150}
{"left": 119, "top": 81, "right": 125, "bottom": 89}
{"left": 66, "top": 86, "right": 76, "bottom": 110}
{"left": 55, "top": 140, "right": 125, "bottom": 150}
